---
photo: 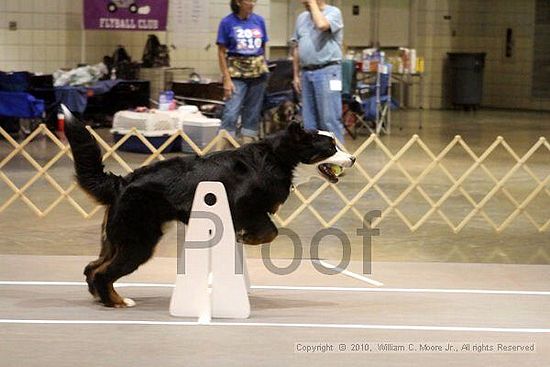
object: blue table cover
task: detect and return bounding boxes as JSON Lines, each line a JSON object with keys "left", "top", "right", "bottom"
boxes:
{"left": 0, "top": 91, "right": 45, "bottom": 118}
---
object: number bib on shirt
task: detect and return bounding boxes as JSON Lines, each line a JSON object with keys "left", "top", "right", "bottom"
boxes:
{"left": 235, "top": 27, "right": 263, "bottom": 53}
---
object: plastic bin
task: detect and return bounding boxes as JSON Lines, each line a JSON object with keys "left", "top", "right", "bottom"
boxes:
{"left": 111, "top": 129, "right": 179, "bottom": 153}
{"left": 447, "top": 52, "right": 486, "bottom": 109}
{"left": 179, "top": 116, "right": 221, "bottom": 153}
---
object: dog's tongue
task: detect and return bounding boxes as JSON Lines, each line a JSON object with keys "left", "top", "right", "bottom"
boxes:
{"left": 318, "top": 163, "right": 341, "bottom": 183}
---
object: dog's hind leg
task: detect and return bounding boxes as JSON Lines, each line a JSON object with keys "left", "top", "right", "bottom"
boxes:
{"left": 84, "top": 237, "right": 115, "bottom": 300}
{"left": 92, "top": 239, "right": 157, "bottom": 308}
{"left": 83, "top": 210, "right": 115, "bottom": 299}
{"left": 91, "top": 184, "right": 174, "bottom": 307}
{"left": 93, "top": 251, "right": 145, "bottom": 308}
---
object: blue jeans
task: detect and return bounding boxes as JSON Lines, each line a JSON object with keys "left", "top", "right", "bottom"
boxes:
{"left": 221, "top": 74, "right": 268, "bottom": 138}
{"left": 300, "top": 64, "right": 344, "bottom": 142}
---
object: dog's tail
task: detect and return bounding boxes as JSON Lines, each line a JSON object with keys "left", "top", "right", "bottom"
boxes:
{"left": 62, "top": 105, "right": 121, "bottom": 205}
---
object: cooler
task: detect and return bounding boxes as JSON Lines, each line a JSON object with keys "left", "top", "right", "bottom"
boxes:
{"left": 111, "top": 110, "right": 180, "bottom": 153}
{"left": 179, "top": 116, "right": 221, "bottom": 153}
{"left": 112, "top": 110, "right": 179, "bottom": 131}
{"left": 111, "top": 128, "right": 180, "bottom": 153}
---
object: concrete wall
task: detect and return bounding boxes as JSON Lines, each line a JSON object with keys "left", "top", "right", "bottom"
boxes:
{"left": 0, "top": 0, "right": 548, "bottom": 110}
{"left": 0, "top": 0, "right": 270, "bottom": 79}
{"left": 416, "top": 0, "right": 550, "bottom": 110}
{"left": 0, "top": 0, "right": 83, "bottom": 73}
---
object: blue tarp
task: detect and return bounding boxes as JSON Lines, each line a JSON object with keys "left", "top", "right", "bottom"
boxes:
{"left": 54, "top": 80, "right": 120, "bottom": 113}
{"left": 0, "top": 91, "right": 45, "bottom": 118}
{"left": 0, "top": 71, "right": 31, "bottom": 92}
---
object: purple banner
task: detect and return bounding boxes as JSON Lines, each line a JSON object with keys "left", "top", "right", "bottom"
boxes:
{"left": 84, "top": 0, "right": 168, "bottom": 31}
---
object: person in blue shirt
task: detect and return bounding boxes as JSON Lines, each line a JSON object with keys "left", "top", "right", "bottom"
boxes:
{"left": 291, "top": 0, "right": 345, "bottom": 143}
{"left": 217, "top": 0, "right": 269, "bottom": 146}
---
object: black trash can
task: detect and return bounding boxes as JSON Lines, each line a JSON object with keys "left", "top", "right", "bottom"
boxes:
{"left": 447, "top": 52, "right": 486, "bottom": 110}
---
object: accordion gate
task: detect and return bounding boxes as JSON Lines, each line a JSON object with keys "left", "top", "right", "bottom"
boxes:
{"left": 0, "top": 124, "right": 548, "bottom": 233}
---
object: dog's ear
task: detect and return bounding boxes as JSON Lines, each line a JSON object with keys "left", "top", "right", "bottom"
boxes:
{"left": 287, "top": 122, "right": 305, "bottom": 140}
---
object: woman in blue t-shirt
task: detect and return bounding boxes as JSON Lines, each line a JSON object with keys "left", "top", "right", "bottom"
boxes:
{"left": 217, "top": 0, "right": 269, "bottom": 146}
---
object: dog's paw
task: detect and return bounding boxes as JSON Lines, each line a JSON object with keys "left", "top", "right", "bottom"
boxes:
{"left": 123, "top": 298, "right": 136, "bottom": 308}
{"left": 236, "top": 229, "right": 246, "bottom": 243}
{"left": 236, "top": 229, "right": 262, "bottom": 245}
{"left": 112, "top": 298, "right": 136, "bottom": 308}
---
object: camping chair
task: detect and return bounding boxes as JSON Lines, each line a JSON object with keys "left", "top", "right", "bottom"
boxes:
{"left": 342, "top": 59, "right": 366, "bottom": 139}
{"left": 360, "top": 63, "right": 397, "bottom": 135}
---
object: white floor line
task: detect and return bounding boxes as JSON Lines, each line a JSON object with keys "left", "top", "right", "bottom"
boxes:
{"left": 312, "top": 259, "right": 384, "bottom": 287}
{"left": 0, "top": 319, "right": 548, "bottom": 334}
{"left": 255, "top": 285, "right": 550, "bottom": 296}
{"left": 1, "top": 280, "right": 550, "bottom": 296}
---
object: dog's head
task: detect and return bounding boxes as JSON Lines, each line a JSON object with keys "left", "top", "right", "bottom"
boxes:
{"left": 265, "top": 101, "right": 297, "bottom": 135}
{"left": 284, "top": 123, "right": 356, "bottom": 186}
{"left": 276, "top": 101, "right": 297, "bottom": 123}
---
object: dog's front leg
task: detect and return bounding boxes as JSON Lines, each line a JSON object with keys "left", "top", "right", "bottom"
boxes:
{"left": 235, "top": 213, "right": 278, "bottom": 245}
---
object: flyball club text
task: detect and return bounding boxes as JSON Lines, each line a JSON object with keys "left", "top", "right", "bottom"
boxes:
{"left": 99, "top": 18, "right": 160, "bottom": 30}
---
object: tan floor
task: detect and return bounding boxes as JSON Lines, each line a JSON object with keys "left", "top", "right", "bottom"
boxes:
{"left": 1, "top": 109, "right": 549, "bottom": 263}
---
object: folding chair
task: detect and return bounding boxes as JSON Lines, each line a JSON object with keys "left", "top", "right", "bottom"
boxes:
{"left": 346, "top": 62, "right": 400, "bottom": 136}
{"left": 341, "top": 59, "right": 386, "bottom": 138}
{"left": 341, "top": 59, "right": 362, "bottom": 139}
{"left": 362, "top": 63, "right": 396, "bottom": 135}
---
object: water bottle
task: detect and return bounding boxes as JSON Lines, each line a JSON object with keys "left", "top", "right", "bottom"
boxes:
{"left": 159, "top": 90, "right": 174, "bottom": 111}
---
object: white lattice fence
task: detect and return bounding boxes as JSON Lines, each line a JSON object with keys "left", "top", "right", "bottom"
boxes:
{"left": 0, "top": 124, "right": 548, "bottom": 232}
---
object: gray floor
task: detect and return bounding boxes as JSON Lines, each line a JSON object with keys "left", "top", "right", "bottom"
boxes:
{"left": 0, "top": 109, "right": 549, "bottom": 366}
{"left": 0, "top": 255, "right": 549, "bottom": 366}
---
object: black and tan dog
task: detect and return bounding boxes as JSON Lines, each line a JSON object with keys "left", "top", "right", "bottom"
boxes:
{"left": 63, "top": 105, "right": 355, "bottom": 308}
{"left": 264, "top": 100, "right": 299, "bottom": 135}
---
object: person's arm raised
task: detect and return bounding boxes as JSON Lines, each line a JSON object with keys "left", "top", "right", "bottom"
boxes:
{"left": 304, "top": 0, "right": 330, "bottom": 31}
